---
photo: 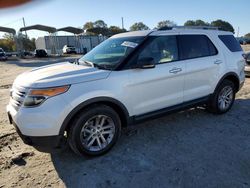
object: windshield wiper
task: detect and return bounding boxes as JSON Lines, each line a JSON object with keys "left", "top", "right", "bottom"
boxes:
{"left": 83, "top": 60, "right": 94, "bottom": 67}
{"left": 79, "top": 60, "right": 113, "bottom": 70}
{"left": 78, "top": 60, "right": 94, "bottom": 67}
{"left": 93, "top": 63, "right": 113, "bottom": 70}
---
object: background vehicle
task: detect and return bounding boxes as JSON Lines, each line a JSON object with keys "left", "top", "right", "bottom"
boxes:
{"left": 23, "top": 51, "right": 33, "bottom": 56}
{"left": 238, "top": 38, "right": 250, "bottom": 45}
{"left": 34, "top": 49, "right": 48, "bottom": 57}
{"left": 244, "top": 52, "right": 250, "bottom": 76}
{"left": 0, "top": 48, "right": 7, "bottom": 61}
{"left": 7, "top": 27, "right": 245, "bottom": 157}
{"left": 63, "top": 45, "right": 77, "bottom": 54}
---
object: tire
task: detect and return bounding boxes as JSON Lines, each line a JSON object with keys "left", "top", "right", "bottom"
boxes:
{"left": 207, "top": 79, "right": 236, "bottom": 114}
{"left": 68, "top": 105, "right": 121, "bottom": 156}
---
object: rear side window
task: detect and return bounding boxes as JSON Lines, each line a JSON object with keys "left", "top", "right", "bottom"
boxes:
{"left": 178, "top": 35, "right": 218, "bottom": 60}
{"left": 218, "top": 35, "right": 242, "bottom": 52}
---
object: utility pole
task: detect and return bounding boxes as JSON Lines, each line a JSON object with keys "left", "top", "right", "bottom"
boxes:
{"left": 22, "top": 17, "right": 28, "bottom": 38}
{"left": 237, "top": 27, "right": 240, "bottom": 38}
{"left": 121, "top": 17, "right": 124, "bottom": 29}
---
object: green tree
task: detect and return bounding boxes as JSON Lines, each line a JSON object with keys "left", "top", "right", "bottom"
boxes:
{"left": 184, "top": 20, "right": 209, "bottom": 26}
{"left": 83, "top": 22, "right": 94, "bottom": 30}
{"left": 211, "top": 19, "right": 234, "bottom": 33}
{"left": 0, "top": 33, "right": 16, "bottom": 51}
{"left": 156, "top": 20, "right": 176, "bottom": 29}
{"left": 16, "top": 33, "right": 35, "bottom": 51}
{"left": 130, "top": 22, "right": 150, "bottom": 31}
{"left": 83, "top": 20, "right": 109, "bottom": 35}
{"left": 109, "top": 26, "right": 126, "bottom": 35}
{"left": 86, "top": 27, "right": 109, "bottom": 36}
{"left": 93, "top": 20, "right": 107, "bottom": 28}
{"left": 244, "top": 33, "right": 250, "bottom": 38}
{"left": 22, "top": 37, "right": 35, "bottom": 51}
{"left": 184, "top": 20, "right": 195, "bottom": 26}
{"left": 3, "top": 33, "right": 14, "bottom": 40}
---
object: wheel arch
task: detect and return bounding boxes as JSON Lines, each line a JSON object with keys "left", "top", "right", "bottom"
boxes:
{"left": 214, "top": 72, "right": 240, "bottom": 93}
{"left": 59, "top": 97, "right": 130, "bottom": 135}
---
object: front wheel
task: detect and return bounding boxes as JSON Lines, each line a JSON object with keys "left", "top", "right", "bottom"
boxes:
{"left": 207, "top": 79, "right": 236, "bottom": 114}
{"left": 68, "top": 105, "right": 121, "bottom": 156}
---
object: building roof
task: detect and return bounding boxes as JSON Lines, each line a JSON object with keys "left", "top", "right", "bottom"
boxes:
{"left": 0, "top": 26, "right": 16, "bottom": 35}
{"left": 20, "top": 24, "right": 56, "bottom": 33}
{"left": 57, "top": 26, "right": 83, "bottom": 34}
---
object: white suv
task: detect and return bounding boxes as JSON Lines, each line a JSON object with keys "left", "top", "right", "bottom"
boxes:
{"left": 62, "top": 45, "right": 77, "bottom": 54}
{"left": 7, "top": 27, "right": 245, "bottom": 156}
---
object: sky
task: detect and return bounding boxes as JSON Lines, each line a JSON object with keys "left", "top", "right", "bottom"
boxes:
{"left": 0, "top": 0, "right": 249, "bottom": 39}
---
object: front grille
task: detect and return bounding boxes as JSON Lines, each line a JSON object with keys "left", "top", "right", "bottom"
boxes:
{"left": 10, "top": 85, "right": 28, "bottom": 111}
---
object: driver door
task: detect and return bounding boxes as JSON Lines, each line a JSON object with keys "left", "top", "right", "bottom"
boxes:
{"left": 125, "top": 34, "right": 185, "bottom": 116}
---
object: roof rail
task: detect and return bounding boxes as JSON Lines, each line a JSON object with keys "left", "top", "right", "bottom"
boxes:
{"left": 158, "top": 26, "right": 219, "bottom": 31}
{"left": 157, "top": 26, "right": 173, "bottom": 30}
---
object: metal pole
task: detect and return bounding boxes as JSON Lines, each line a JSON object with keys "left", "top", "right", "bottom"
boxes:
{"left": 121, "top": 17, "right": 124, "bottom": 29}
{"left": 237, "top": 27, "right": 240, "bottom": 38}
{"left": 22, "top": 17, "right": 28, "bottom": 38}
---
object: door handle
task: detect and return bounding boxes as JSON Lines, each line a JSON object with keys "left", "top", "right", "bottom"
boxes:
{"left": 214, "top": 59, "right": 223, "bottom": 65}
{"left": 169, "top": 67, "right": 182, "bottom": 74}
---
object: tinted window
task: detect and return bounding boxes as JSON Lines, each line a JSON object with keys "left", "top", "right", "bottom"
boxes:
{"left": 136, "top": 36, "right": 178, "bottom": 65}
{"left": 178, "top": 35, "right": 217, "bottom": 60}
{"left": 219, "top": 35, "right": 242, "bottom": 52}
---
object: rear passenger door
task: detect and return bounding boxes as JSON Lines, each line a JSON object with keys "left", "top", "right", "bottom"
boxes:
{"left": 178, "top": 34, "right": 223, "bottom": 102}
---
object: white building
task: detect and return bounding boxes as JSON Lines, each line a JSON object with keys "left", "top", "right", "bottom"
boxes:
{"left": 35, "top": 35, "right": 107, "bottom": 55}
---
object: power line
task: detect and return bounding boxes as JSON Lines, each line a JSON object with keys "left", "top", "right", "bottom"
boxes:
{"left": 0, "top": 18, "right": 23, "bottom": 27}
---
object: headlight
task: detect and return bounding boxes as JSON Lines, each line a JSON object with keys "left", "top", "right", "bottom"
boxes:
{"left": 23, "top": 85, "right": 70, "bottom": 107}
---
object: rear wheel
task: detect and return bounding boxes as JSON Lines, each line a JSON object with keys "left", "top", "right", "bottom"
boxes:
{"left": 68, "top": 105, "right": 121, "bottom": 156}
{"left": 207, "top": 79, "right": 236, "bottom": 114}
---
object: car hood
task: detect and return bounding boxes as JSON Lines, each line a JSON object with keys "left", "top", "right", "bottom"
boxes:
{"left": 13, "top": 62, "right": 111, "bottom": 88}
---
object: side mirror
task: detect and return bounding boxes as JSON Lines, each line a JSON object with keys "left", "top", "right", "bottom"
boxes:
{"left": 136, "top": 57, "right": 155, "bottom": 69}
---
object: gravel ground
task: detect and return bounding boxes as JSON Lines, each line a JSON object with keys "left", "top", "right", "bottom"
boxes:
{"left": 0, "top": 52, "right": 250, "bottom": 188}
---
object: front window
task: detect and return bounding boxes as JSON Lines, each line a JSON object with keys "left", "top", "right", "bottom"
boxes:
{"left": 125, "top": 36, "right": 179, "bottom": 68}
{"left": 79, "top": 36, "right": 144, "bottom": 69}
{"left": 137, "top": 36, "right": 178, "bottom": 64}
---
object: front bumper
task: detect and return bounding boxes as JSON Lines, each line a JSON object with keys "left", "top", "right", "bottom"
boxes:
{"left": 7, "top": 112, "right": 64, "bottom": 151}
{"left": 6, "top": 91, "right": 72, "bottom": 151}
{"left": 6, "top": 93, "right": 70, "bottom": 136}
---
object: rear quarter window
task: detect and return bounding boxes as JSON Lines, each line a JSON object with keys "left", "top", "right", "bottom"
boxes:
{"left": 178, "top": 35, "right": 218, "bottom": 60}
{"left": 218, "top": 35, "right": 242, "bottom": 52}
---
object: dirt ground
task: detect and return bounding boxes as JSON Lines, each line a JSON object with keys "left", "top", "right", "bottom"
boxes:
{"left": 243, "top": 44, "right": 250, "bottom": 52}
{"left": 0, "top": 48, "right": 250, "bottom": 188}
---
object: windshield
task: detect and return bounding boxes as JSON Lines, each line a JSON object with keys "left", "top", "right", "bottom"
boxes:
{"left": 79, "top": 36, "right": 144, "bottom": 69}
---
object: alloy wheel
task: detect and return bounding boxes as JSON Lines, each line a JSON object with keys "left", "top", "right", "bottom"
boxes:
{"left": 218, "top": 86, "right": 233, "bottom": 111}
{"left": 80, "top": 115, "right": 115, "bottom": 152}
